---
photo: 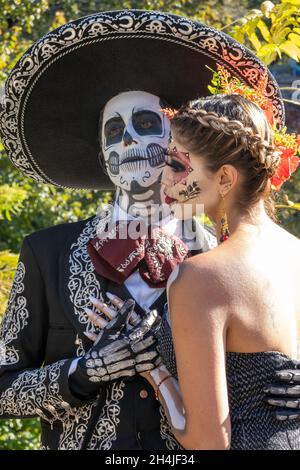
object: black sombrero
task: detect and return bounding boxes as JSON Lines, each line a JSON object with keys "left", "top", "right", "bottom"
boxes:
{"left": 0, "top": 9, "right": 285, "bottom": 190}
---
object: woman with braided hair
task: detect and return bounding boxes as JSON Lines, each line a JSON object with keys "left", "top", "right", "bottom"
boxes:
{"left": 149, "top": 93, "right": 300, "bottom": 449}
{"left": 97, "top": 93, "right": 300, "bottom": 450}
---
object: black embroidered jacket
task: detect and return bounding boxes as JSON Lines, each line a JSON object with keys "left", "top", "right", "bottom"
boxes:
{"left": 0, "top": 209, "right": 216, "bottom": 450}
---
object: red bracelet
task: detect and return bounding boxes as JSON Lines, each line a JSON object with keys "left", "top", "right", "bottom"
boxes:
{"left": 155, "top": 375, "right": 172, "bottom": 400}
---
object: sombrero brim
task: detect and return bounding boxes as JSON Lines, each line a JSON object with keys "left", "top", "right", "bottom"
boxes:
{"left": 0, "top": 9, "right": 285, "bottom": 190}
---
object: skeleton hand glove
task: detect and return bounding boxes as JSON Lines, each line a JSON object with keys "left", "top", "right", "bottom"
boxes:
{"left": 69, "top": 299, "right": 162, "bottom": 400}
{"left": 264, "top": 360, "right": 300, "bottom": 421}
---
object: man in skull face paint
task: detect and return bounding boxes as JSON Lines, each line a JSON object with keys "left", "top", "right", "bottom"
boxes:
{"left": 1, "top": 10, "right": 299, "bottom": 451}
{"left": 0, "top": 86, "right": 218, "bottom": 449}
{"left": 99, "top": 91, "right": 171, "bottom": 219}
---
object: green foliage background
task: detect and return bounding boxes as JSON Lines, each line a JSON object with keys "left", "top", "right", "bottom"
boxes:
{"left": 0, "top": 0, "right": 299, "bottom": 450}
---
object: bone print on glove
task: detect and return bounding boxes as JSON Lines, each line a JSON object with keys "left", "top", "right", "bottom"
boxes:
{"left": 69, "top": 299, "right": 162, "bottom": 399}
{"left": 264, "top": 360, "right": 300, "bottom": 421}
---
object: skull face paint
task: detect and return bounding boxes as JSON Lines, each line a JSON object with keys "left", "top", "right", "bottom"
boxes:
{"left": 101, "top": 91, "right": 170, "bottom": 194}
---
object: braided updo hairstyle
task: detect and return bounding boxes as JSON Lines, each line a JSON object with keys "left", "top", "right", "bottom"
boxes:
{"left": 170, "top": 93, "right": 280, "bottom": 220}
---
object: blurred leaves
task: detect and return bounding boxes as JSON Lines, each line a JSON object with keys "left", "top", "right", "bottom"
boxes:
{"left": 0, "top": 184, "right": 27, "bottom": 221}
{"left": 229, "top": 1, "right": 300, "bottom": 65}
{"left": 0, "top": 418, "right": 41, "bottom": 450}
{"left": 0, "top": 249, "right": 18, "bottom": 317}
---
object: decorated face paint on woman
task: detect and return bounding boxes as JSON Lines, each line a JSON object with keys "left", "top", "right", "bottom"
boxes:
{"left": 101, "top": 91, "right": 170, "bottom": 216}
{"left": 162, "top": 143, "right": 201, "bottom": 202}
{"left": 161, "top": 136, "right": 218, "bottom": 219}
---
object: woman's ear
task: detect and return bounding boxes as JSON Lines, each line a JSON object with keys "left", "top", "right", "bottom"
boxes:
{"left": 218, "top": 164, "right": 238, "bottom": 197}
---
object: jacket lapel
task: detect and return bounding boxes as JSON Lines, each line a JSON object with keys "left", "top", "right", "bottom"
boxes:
{"left": 59, "top": 208, "right": 113, "bottom": 343}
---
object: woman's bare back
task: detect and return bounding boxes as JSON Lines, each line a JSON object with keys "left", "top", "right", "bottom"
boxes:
{"left": 218, "top": 222, "right": 300, "bottom": 359}
{"left": 184, "top": 220, "right": 300, "bottom": 360}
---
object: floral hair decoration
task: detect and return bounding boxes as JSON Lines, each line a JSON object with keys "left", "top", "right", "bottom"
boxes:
{"left": 161, "top": 63, "right": 300, "bottom": 190}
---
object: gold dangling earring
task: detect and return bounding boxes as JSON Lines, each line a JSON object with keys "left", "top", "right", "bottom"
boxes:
{"left": 219, "top": 193, "right": 230, "bottom": 244}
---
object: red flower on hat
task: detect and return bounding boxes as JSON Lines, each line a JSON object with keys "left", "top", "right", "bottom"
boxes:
{"left": 270, "top": 146, "right": 300, "bottom": 190}
{"left": 262, "top": 101, "right": 275, "bottom": 128}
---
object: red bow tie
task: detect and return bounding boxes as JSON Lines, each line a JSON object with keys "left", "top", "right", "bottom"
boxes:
{"left": 87, "top": 220, "right": 190, "bottom": 288}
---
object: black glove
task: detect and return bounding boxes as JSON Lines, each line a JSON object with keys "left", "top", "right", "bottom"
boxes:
{"left": 264, "top": 360, "right": 300, "bottom": 421}
{"left": 69, "top": 299, "right": 161, "bottom": 400}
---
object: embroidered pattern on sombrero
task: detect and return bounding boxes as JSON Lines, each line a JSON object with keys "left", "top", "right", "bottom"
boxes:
{"left": 0, "top": 9, "right": 284, "bottom": 189}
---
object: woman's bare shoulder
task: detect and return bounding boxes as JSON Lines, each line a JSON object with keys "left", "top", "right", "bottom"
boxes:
{"left": 168, "top": 247, "right": 230, "bottom": 306}
{"left": 167, "top": 251, "right": 230, "bottom": 332}
{"left": 184, "top": 244, "right": 230, "bottom": 280}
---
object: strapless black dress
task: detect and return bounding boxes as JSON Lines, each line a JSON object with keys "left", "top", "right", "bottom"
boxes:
{"left": 156, "top": 309, "right": 300, "bottom": 450}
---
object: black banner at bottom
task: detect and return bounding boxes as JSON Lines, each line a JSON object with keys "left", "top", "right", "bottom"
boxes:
{"left": 0, "top": 449, "right": 298, "bottom": 467}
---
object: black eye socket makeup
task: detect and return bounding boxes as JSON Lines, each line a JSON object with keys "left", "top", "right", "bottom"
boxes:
{"left": 104, "top": 117, "right": 125, "bottom": 145}
{"left": 132, "top": 110, "right": 162, "bottom": 136}
{"left": 164, "top": 149, "right": 187, "bottom": 173}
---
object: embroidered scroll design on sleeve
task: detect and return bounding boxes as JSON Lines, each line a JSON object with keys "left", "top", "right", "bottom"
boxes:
{"left": 0, "top": 360, "right": 74, "bottom": 423}
{"left": 0, "top": 261, "right": 29, "bottom": 365}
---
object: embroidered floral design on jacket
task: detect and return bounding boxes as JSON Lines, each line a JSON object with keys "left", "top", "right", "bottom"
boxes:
{"left": 87, "top": 381, "right": 126, "bottom": 450}
{"left": 0, "top": 212, "right": 212, "bottom": 450}
{"left": 67, "top": 210, "right": 129, "bottom": 449}
{"left": 68, "top": 211, "right": 111, "bottom": 332}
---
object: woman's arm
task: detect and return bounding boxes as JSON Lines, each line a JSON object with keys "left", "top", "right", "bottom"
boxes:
{"left": 141, "top": 364, "right": 186, "bottom": 433}
{"left": 144, "top": 260, "right": 231, "bottom": 450}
